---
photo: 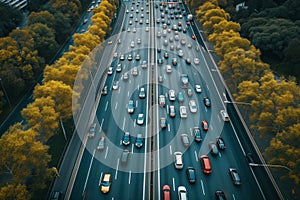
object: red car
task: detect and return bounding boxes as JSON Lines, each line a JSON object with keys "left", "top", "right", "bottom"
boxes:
{"left": 202, "top": 120, "right": 209, "bottom": 131}
{"left": 191, "top": 35, "right": 196, "bottom": 40}
{"left": 162, "top": 185, "right": 171, "bottom": 200}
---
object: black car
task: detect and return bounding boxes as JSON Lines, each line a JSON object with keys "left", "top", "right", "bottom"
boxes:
{"left": 164, "top": 52, "right": 169, "bottom": 59}
{"left": 215, "top": 190, "right": 226, "bottom": 200}
{"left": 216, "top": 137, "right": 226, "bottom": 150}
{"left": 101, "top": 85, "right": 108, "bottom": 95}
{"left": 229, "top": 168, "right": 241, "bottom": 185}
{"left": 186, "top": 167, "right": 196, "bottom": 183}
{"left": 203, "top": 97, "right": 211, "bottom": 107}
{"left": 185, "top": 58, "right": 191, "bottom": 65}
{"left": 193, "top": 127, "right": 202, "bottom": 142}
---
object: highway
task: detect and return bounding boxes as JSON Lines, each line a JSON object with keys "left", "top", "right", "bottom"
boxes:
{"left": 66, "top": 0, "right": 280, "bottom": 200}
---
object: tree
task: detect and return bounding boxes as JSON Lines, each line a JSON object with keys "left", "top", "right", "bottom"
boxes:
{"left": 44, "top": 64, "right": 80, "bottom": 86}
{"left": 0, "top": 123, "right": 51, "bottom": 189}
{"left": 0, "top": 3, "right": 23, "bottom": 37}
{"left": 0, "top": 183, "right": 31, "bottom": 200}
{"left": 27, "top": 23, "right": 59, "bottom": 62}
{"left": 52, "top": 11, "right": 71, "bottom": 44}
{"left": 51, "top": 0, "right": 81, "bottom": 26}
{"left": 28, "top": 11, "right": 55, "bottom": 29}
{"left": 21, "top": 97, "right": 59, "bottom": 140}
{"left": 264, "top": 123, "right": 300, "bottom": 184}
{"left": 33, "top": 80, "right": 73, "bottom": 119}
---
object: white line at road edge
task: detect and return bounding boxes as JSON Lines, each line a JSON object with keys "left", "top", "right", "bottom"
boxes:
{"left": 172, "top": 178, "right": 175, "bottom": 191}
{"left": 169, "top": 145, "right": 172, "bottom": 155}
{"left": 98, "top": 172, "right": 103, "bottom": 186}
{"left": 128, "top": 171, "right": 132, "bottom": 184}
{"left": 115, "top": 158, "right": 119, "bottom": 180}
{"left": 82, "top": 149, "right": 95, "bottom": 196}
{"left": 201, "top": 179, "right": 205, "bottom": 195}
{"left": 104, "top": 146, "right": 108, "bottom": 159}
{"left": 105, "top": 101, "right": 108, "bottom": 111}
{"left": 194, "top": 151, "right": 198, "bottom": 162}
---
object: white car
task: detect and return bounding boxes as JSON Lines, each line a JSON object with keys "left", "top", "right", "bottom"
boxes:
{"left": 130, "top": 41, "right": 135, "bottom": 48}
{"left": 128, "top": 100, "right": 134, "bottom": 114}
{"left": 169, "top": 89, "right": 176, "bottom": 101}
{"left": 178, "top": 186, "right": 187, "bottom": 200}
{"left": 195, "top": 85, "right": 202, "bottom": 93}
{"left": 165, "top": 65, "right": 172, "bottom": 73}
{"left": 112, "top": 81, "right": 119, "bottom": 90}
{"left": 107, "top": 67, "right": 113, "bottom": 75}
{"left": 174, "top": 152, "right": 183, "bottom": 169}
{"left": 194, "top": 58, "right": 200, "bottom": 65}
{"left": 189, "top": 100, "right": 197, "bottom": 113}
{"left": 139, "top": 87, "right": 145, "bottom": 98}
{"left": 159, "top": 95, "right": 166, "bottom": 107}
{"left": 169, "top": 105, "right": 176, "bottom": 117}
{"left": 132, "top": 67, "right": 138, "bottom": 76}
{"left": 137, "top": 113, "right": 144, "bottom": 125}
{"left": 180, "top": 106, "right": 187, "bottom": 118}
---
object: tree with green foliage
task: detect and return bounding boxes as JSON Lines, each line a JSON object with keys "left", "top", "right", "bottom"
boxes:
{"left": 0, "top": 3, "right": 23, "bottom": 37}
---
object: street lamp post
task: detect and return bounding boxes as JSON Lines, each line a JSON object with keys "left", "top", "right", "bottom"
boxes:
{"left": 224, "top": 100, "right": 251, "bottom": 105}
{"left": 0, "top": 78, "right": 12, "bottom": 108}
{"left": 249, "top": 163, "right": 293, "bottom": 172}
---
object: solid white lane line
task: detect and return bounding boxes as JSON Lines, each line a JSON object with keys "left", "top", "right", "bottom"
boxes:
{"left": 98, "top": 172, "right": 103, "bottom": 186}
{"left": 172, "top": 178, "right": 175, "bottom": 191}
{"left": 134, "top": 119, "right": 136, "bottom": 127}
{"left": 128, "top": 171, "right": 132, "bottom": 184}
{"left": 115, "top": 102, "right": 118, "bottom": 110}
{"left": 168, "top": 124, "right": 170, "bottom": 132}
{"left": 232, "top": 194, "right": 236, "bottom": 200}
{"left": 190, "top": 128, "right": 193, "bottom": 136}
{"left": 100, "top": 118, "right": 104, "bottom": 132}
{"left": 194, "top": 151, "right": 198, "bottom": 162}
{"left": 201, "top": 180, "right": 205, "bottom": 195}
{"left": 82, "top": 149, "right": 95, "bottom": 196}
{"left": 128, "top": 91, "right": 130, "bottom": 97}
{"left": 131, "top": 144, "right": 134, "bottom": 154}
{"left": 105, "top": 101, "right": 108, "bottom": 111}
{"left": 115, "top": 158, "right": 119, "bottom": 180}
{"left": 136, "top": 100, "right": 138, "bottom": 108}
{"left": 166, "top": 105, "right": 169, "bottom": 114}
{"left": 122, "top": 117, "right": 126, "bottom": 131}
{"left": 169, "top": 145, "right": 172, "bottom": 155}
{"left": 105, "top": 146, "right": 108, "bottom": 159}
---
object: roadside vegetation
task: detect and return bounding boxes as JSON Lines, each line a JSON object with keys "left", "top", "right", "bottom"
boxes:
{"left": 192, "top": 0, "right": 300, "bottom": 198}
{"left": 0, "top": 0, "right": 117, "bottom": 199}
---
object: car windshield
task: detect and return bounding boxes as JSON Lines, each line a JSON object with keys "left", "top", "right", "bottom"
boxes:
{"left": 102, "top": 181, "right": 109, "bottom": 186}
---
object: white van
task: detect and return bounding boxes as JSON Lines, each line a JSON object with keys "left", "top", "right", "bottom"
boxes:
{"left": 220, "top": 110, "right": 230, "bottom": 122}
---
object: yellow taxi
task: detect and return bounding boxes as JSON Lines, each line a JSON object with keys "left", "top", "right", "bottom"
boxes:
{"left": 100, "top": 174, "right": 112, "bottom": 193}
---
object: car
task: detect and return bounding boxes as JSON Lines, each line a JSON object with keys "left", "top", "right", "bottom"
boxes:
{"left": 97, "top": 136, "right": 105, "bottom": 150}
{"left": 137, "top": 113, "right": 144, "bottom": 125}
{"left": 209, "top": 142, "right": 219, "bottom": 155}
{"left": 162, "top": 185, "right": 171, "bottom": 200}
{"left": 122, "top": 132, "right": 130, "bottom": 145}
{"left": 187, "top": 88, "right": 193, "bottom": 97}
{"left": 127, "top": 28, "right": 131, "bottom": 32}
{"left": 129, "top": 14, "right": 133, "bottom": 18}
{"left": 160, "top": 117, "right": 167, "bottom": 129}
{"left": 180, "top": 74, "right": 189, "bottom": 88}
{"left": 132, "top": 28, "right": 137, "bottom": 33}
{"left": 107, "top": 40, "right": 112, "bottom": 45}
{"left": 139, "top": 19, "right": 143, "bottom": 24}
{"left": 113, "top": 52, "right": 118, "bottom": 58}
{"left": 170, "top": 45, "right": 174, "bottom": 51}
{"left": 159, "top": 95, "right": 166, "bottom": 107}
{"left": 178, "top": 21, "right": 182, "bottom": 26}
{"left": 186, "top": 58, "right": 191, "bottom": 65}
{"left": 188, "top": 100, "right": 197, "bottom": 113}
{"left": 145, "top": 27, "right": 149, "bottom": 32}
{"left": 180, "top": 38, "right": 186, "bottom": 45}
{"left": 135, "top": 133, "right": 143, "bottom": 148}
{"left": 157, "top": 58, "right": 163, "bottom": 65}
{"left": 120, "top": 54, "right": 125, "bottom": 61}
{"left": 116, "top": 63, "right": 122, "bottom": 72}
{"left": 169, "top": 37, "right": 174, "bottom": 43}
{"left": 172, "top": 58, "right": 177, "bottom": 66}
{"left": 178, "top": 186, "right": 187, "bottom": 200}
{"left": 220, "top": 110, "right": 230, "bottom": 121}
{"left": 163, "top": 39, "right": 168, "bottom": 46}
{"left": 51, "top": 191, "right": 62, "bottom": 200}
{"left": 195, "top": 85, "right": 202, "bottom": 93}
{"left": 169, "top": 105, "right": 176, "bottom": 117}
{"left": 164, "top": 52, "right": 169, "bottom": 59}
{"left": 156, "top": 31, "right": 161, "bottom": 37}
{"left": 216, "top": 137, "right": 226, "bottom": 150}
{"left": 202, "top": 120, "right": 209, "bottom": 131}
{"left": 193, "top": 127, "right": 202, "bottom": 142}
{"left": 157, "top": 48, "right": 162, "bottom": 53}
{"left": 132, "top": 67, "right": 138, "bottom": 76}
{"left": 200, "top": 155, "right": 212, "bottom": 174}
{"left": 194, "top": 58, "right": 200, "bottom": 65}
{"left": 129, "top": 20, "right": 133, "bottom": 25}
{"left": 135, "top": 54, "right": 140, "bottom": 61}
{"left": 88, "top": 123, "right": 96, "bottom": 138}
{"left": 229, "top": 168, "right": 241, "bottom": 185}
{"left": 180, "top": 106, "right": 187, "bottom": 118}
{"left": 215, "top": 190, "right": 226, "bottom": 200}
{"left": 181, "top": 133, "right": 190, "bottom": 147}
{"left": 107, "top": 67, "right": 113, "bottom": 75}
{"left": 178, "top": 50, "right": 184, "bottom": 57}
{"left": 203, "top": 97, "right": 211, "bottom": 107}
{"left": 178, "top": 92, "right": 184, "bottom": 102}
{"left": 100, "top": 174, "right": 112, "bottom": 193}
{"left": 139, "top": 87, "right": 145, "bottom": 98}
{"left": 191, "top": 35, "right": 196, "bottom": 40}
{"left": 120, "top": 149, "right": 129, "bottom": 164}
{"left": 112, "top": 81, "right": 119, "bottom": 90}
{"left": 128, "top": 100, "right": 134, "bottom": 114}
{"left": 174, "top": 151, "right": 183, "bottom": 169}
{"left": 158, "top": 75, "right": 164, "bottom": 83}
{"left": 246, "top": 153, "right": 255, "bottom": 164}
{"left": 141, "top": 60, "right": 147, "bottom": 68}
{"left": 102, "top": 85, "right": 108, "bottom": 95}
{"left": 130, "top": 41, "right": 135, "bottom": 48}
{"left": 169, "top": 89, "right": 176, "bottom": 101}
{"left": 123, "top": 72, "right": 129, "bottom": 80}
{"left": 186, "top": 167, "right": 196, "bottom": 183}
{"left": 127, "top": 54, "right": 133, "bottom": 61}
{"left": 187, "top": 43, "right": 192, "bottom": 48}
{"left": 165, "top": 65, "right": 172, "bottom": 73}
